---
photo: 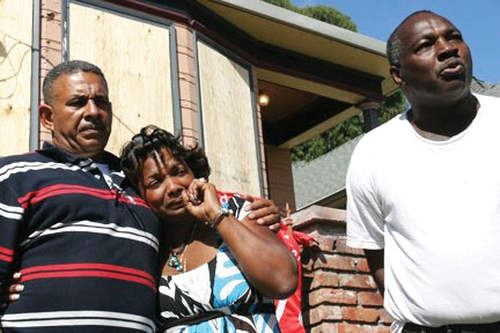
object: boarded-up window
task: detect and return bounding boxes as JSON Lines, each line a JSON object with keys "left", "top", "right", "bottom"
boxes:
{"left": 68, "top": 3, "right": 175, "bottom": 155}
{"left": 0, "top": 0, "right": 32, "bottom": 155}
{"left": 197, "top": 40, "right": 261, "bottom": 196}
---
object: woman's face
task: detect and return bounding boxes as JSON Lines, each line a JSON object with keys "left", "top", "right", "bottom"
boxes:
{"left": 138, "top": 148, "right": 194, "bottom": 221}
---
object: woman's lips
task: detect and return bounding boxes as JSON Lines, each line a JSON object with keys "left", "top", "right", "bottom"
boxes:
{"left": 167, "top": 199, "right": 185, "bottom": 209}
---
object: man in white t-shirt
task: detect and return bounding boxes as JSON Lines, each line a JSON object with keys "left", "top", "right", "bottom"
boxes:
{"left": 346, "top": 10, "right": 500, "bottom": 333}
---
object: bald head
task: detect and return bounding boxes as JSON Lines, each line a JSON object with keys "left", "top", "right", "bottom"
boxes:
{"left": 387, "top": 10, "right": 450, "bottom": 66}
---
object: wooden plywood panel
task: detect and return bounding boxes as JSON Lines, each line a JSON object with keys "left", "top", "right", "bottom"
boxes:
{"left": 197, "top": 41, "right": 260, "bottom": 196}
{"left": 0, "top": 0, "right": 32, "bottom": 155}
{"left": 69, "top": 3, "right": 174, "bottom": 156}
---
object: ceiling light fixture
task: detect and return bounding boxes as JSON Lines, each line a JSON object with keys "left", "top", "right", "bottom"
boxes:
{"left": 258, "top": 90, "right": 270, "bottom": 107}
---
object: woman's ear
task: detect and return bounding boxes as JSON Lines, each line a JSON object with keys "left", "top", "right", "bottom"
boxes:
{"left": 39, "top": 103, "right": 55, "bottom": 132}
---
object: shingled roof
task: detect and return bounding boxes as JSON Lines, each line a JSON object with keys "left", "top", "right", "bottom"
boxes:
{"left": 471, "top": 78, "right": 500, "bottom": 97}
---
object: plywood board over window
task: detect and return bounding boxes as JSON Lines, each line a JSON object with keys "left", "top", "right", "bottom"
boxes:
{"left": 197, "top": 40, "right": 261, "bottom": 196}
{"left": 68, "top": 2, "right": 175, "bottom": 156}
{"left": 0, "top": 0, "right": 33, "bottom": 155}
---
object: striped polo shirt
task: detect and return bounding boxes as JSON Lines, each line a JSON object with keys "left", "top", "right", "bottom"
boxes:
{"left": 0, "top": 143, "right": 161, "bottom": 332}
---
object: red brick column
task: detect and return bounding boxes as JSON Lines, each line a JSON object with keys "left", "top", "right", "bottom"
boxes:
{"left": 292, "top": 205, "right": 392, "bottom": 332}
{"left": 39, "top": 0, "right": 63, "bottom": 146}
{"left": 174, "top": 23, "right": 199, "bottom": 147}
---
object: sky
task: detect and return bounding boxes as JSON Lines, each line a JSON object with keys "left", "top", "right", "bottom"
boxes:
{"left": 291, "top": 0, "right": 500, "bottom": 84}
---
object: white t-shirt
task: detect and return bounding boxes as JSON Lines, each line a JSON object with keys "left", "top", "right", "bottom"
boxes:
{"left": 346, "top": 93, "right": 500, "bottom": 332}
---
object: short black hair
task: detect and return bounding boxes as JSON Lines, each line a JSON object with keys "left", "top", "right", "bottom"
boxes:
{"left": 120, "top": 125, "right": 210, "bottom": 188}
{"left": 42, "top": 60, "right": 108, "bottom": 104}
{"left": 387, "top": 10, "right": 435, "bottom": 66}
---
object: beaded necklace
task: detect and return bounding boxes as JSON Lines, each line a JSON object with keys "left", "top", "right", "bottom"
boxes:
{"left": 167, "top": 223, "right": 197, "bottom": 273}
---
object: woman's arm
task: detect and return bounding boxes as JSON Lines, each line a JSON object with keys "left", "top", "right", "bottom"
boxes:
{"left": 184, "top": 180, "right": 298, "bottom": 299}
{"left": 216, "top": 208, "right": 298, "bottom": 299}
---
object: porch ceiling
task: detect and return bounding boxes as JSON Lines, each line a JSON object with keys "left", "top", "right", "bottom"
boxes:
{"left": 196, "top": 0, "right": 399, "bottom": 146}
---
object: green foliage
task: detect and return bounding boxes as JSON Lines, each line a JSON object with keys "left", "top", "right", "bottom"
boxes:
{"left": 261, "top": 0, "right": 295, "bottom": 10}
{"left": 261, "top": 0, "right": 357, "bottom": 31}
{"left": 290, "top": 91, "right": 407, "bottom": 162}
{"left": 299, "top": 5, "right": 357, "bottom": 31}
{"left": 378, "top": 90, "right": 407, "bottom": 123}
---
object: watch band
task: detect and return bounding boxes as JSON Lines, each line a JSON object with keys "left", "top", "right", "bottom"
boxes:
{"left": 208, "top": 207, "right": 231, "bottom": 229}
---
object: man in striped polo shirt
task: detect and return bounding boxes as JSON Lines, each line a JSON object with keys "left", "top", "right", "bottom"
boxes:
{"left": 0, "top": 60, "right": 161, "bottom": 332}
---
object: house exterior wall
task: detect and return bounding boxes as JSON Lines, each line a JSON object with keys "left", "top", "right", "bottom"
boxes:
{"left": 265, "top": 145, "right": 295, "bottom": 210}
{"left": 196, "top": 38, "right": 262, "bottom": 196}
{"left": 67, "top": 2, "right": 176, "bottom": 156}
{"left": 0, "top": 0, "right": 33, "bottom": 155}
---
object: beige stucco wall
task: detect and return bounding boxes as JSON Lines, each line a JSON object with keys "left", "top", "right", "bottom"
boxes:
{"left": 0, "top": 0, "right": 33, "bottom": 155}
{"left": 197, "top": 40, "right": 261, "bottom": 196}
{"left": 68, "top": 3, "right": 175, "bottom": 156}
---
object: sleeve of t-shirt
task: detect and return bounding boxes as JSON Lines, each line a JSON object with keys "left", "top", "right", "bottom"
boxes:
{"left": 345, "top": 140, "right": 385, "bottom": 250}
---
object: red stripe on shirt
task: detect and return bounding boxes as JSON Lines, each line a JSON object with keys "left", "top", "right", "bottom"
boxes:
{"left": 0, "top": 254, "right": 13, "bottom": 263}
{"left": 0, "top": 246, "right": 14, "bottom": 256}
{"left": 19, "top": 270, "right": 155, "bottom": 291}
{"left": 20, "top": 262, "right": 155, "bottom": 284}
{"left": 18, "top": 184, "right": 148, "bottom": 209}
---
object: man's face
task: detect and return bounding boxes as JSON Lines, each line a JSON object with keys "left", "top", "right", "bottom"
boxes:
{"left": 391, "top": 13, "right": 472, "bottom": 105}
{"left": 41, "top": 71, "right": 112, "bottom": 158}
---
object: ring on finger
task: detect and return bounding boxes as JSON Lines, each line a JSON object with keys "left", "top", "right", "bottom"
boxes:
{"left": 189, "top": 194, "right": 198, "bottom": 204}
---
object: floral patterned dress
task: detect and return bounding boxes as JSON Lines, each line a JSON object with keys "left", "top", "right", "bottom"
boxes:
{"left": 158, "top": 195, "right": 280, "bottom": 333}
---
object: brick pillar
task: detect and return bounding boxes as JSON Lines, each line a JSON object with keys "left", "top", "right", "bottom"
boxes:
{"left": 174, "top": 23, "right": 199, "bottom": 147}
{"left": 292, "top": 205, "right": 392, "bottom": 332}
{"left": 39, "top": 0, "right": 63, "bottom": 146}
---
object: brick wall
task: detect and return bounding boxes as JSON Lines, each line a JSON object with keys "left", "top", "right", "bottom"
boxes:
{"left": 292, "top": 205, "right": 392, "bottom": 332}
{"left": 175, "top": 23, "right": 199, "bottom": 147}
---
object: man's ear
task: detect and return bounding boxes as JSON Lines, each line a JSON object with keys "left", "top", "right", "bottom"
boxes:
{"left": 390, "top": 65, "right": 404, "bottom": 86}
{"left": 39, "top": 103, "right": 55, "bottom": 132}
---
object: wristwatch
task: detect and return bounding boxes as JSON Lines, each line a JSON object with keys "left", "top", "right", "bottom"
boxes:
{"left": 208, "top": 207, "right": 231, "bottom": 229}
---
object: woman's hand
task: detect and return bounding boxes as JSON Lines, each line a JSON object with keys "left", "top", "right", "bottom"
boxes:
{"left": 182, "top": 178, "right": 221, "bottom": 225}
{"left": 1, "top": 272, "right": 23, "bottom": 307}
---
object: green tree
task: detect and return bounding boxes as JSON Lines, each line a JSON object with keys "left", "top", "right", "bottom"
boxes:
{"left": 290, "top": 93, "right": 407, "bottom": 162}
{"left": 261, "top": 0, "right": 406, "bottom": 162}
{"left": 262, "top": 0, "right": 357, "bottom": 31}
{"left": 299, "top": 5, "right": 357, "bottom": 31}
{"left": 262, "top": 0, "right": 296, "bottom": 10}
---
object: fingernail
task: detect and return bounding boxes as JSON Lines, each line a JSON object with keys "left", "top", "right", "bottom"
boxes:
{"left": 11, "top": 294, "right": 19, "bottom": 301}
{"left": 248, "top": 213, "right": 255, "bottom": 219}
{"left": 13, "top": 272, "right": 21, "bottom": 279}
{"left": 257, "top": 218, "right": 264, "bottom": 224}
{"left": 16, "top": 285, "right": 24, "bottom": 292}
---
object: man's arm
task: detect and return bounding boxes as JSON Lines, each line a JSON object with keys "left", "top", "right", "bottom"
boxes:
{"left": 365, "top": 249, "right": 384, "bottom": 295}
